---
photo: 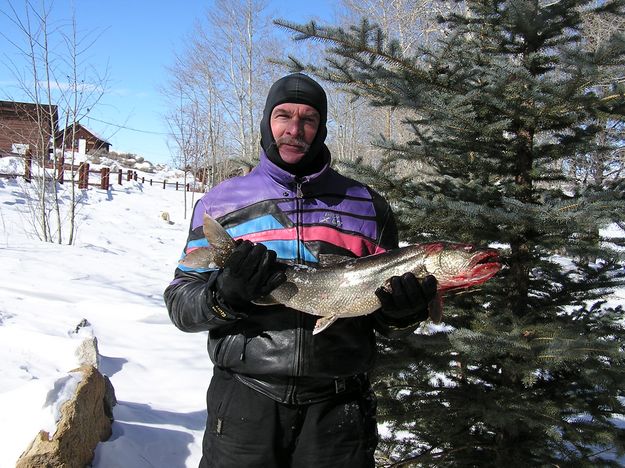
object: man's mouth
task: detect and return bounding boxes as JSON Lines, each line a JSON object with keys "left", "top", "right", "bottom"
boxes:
{"left": 283, "top": 144, "right": 304, "bottom": 152}
{"left": 276, "top": 137, "right": 310, "bottom": 153}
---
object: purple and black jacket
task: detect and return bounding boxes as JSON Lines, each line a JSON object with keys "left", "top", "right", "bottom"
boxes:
{"left": 164, "top": 152, "right": 414, "bottom": 404}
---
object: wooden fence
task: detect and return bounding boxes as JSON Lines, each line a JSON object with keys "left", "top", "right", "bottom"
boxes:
{"left": 0, "top": 151, "right": 204, "bottom": 192}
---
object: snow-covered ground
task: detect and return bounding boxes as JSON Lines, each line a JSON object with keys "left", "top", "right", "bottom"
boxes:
{"left": 0, "top": 157, "right": 210, "bottom": 467}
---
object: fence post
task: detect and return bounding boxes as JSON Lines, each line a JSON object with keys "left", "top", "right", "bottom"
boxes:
{"left": 78, "top": 163, "right": 89, "bottom": 189}
{"left": 186, "top": 183, "right": 190, "bottom": 192}
{"left": 141, "top": 176, "right": 145, "bottom": 183}
{"left": 127, "top": 170, "right": 133, "bottom": 181}
{"left": 24, "top": 149, "right": 32, "bottom": 183}
{"left": 56, "top": 154, "right": 65, "bottom": 184}
{"left": 100, "top": 167, "right": 110, "bottom": 189}
{"left": 150, "top": 179, "right": 153, "bottom": 186}
{"left": 163, "top": 180, "right": 166, "bottom": 189}
{"left": 176, "top": 181, "right": 179, "bottom": 191}
{"left": 118, "top": 169, "right": 123, "bottom": 185}
{"left": 134, "top": 172, "right": 138, "bottom": 181}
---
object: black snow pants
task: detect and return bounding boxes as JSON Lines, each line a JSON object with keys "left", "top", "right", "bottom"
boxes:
{"left": 199, "top": 367, "right": 378, "bottom": 468}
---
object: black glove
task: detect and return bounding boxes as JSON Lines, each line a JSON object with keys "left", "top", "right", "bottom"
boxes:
{"left": 375, "top": 273, "right": 437, "bottom": 323}
{"left": 214, "top": 240, "right": 286, "bottom": 311}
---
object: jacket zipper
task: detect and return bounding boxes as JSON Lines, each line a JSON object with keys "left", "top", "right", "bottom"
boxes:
{"left": 295, "top": 181, "right": 304, "bottom": 261}
{"left": 287, "top": 180, "right": 305, "bottom": 404}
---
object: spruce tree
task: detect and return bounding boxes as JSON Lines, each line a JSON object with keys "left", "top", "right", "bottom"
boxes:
{"left": 277, "top": 1, "right": 625, "bottom": 465}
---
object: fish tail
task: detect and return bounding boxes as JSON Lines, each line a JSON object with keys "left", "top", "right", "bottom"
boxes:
{"left": 202, "top": 213, "right": 237, "bottom": 267}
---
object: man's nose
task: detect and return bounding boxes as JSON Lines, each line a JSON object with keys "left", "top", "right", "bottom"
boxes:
{"left": 286, "top": 118, "right": 304, "bottom": 137}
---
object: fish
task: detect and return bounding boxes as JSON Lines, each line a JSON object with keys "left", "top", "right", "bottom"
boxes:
{"left": 180, "top": 214, "right": 502, "bottom": 334}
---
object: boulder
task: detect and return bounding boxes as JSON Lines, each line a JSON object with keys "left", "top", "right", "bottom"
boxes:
{"left": 75, "top": 336, "right": 100, "bottom": 369}
{"left": 72, "top": 318, "right": 101, "bottom": 369}
{"left": 16, "top": 365, "right": 114, "bottom": 468}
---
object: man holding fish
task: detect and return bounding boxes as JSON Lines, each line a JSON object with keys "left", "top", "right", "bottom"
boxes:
{"left": 164, "top": 73, "right": 499, "bottom": 467}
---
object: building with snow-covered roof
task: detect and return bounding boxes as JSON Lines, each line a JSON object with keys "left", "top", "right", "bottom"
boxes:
{"left": 57, "top": 123, "right": 111, "bottom": 154}
{"left": 0, "top": 100, "right": 59, "bottom": 158}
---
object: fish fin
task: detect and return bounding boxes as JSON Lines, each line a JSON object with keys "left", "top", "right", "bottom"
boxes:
{"left": 312, "top": 314, "right": 339, "bottom": 335}
{"left": 428, "top": 292, "right": 444, "bottom": 324}
{"left": 273, "top": 281, "right": 299, "bottom": 301}
{"left": 202, "top": 214, "right": 237, "bottom": 267}
{"left": 251, "top": 295, "right": 280, "bottom": 306}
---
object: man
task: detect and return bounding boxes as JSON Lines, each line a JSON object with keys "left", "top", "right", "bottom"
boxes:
{"left": 164, "top": 73, "right": 437, "bottom": 468}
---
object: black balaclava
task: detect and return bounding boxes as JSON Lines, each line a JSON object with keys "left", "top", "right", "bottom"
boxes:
{"left": 260, "top": 73, "right": 329, "bottom": 177}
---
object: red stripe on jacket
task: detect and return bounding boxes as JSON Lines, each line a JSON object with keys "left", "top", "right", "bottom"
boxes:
{"left": 238, "top": 226, "right": 386, "bottom": 258}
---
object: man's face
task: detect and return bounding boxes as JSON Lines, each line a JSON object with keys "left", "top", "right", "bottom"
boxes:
{"left": 270, "top": 103, "right": 320, "bottom": 165}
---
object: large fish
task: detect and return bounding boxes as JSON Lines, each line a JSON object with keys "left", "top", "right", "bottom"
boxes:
{"left": 180, "top": 214, "right": 501, "bottom": 334}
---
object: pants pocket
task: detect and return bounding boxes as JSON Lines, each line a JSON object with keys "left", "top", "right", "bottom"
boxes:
{"left": 206, "top": 369, "right": 235, "bottom": 435}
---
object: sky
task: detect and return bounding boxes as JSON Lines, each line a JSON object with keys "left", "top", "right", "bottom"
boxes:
{"left": 0, "top": 0, "right": 339, "bottom": 166}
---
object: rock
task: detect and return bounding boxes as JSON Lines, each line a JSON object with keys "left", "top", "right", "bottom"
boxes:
{"left": 16, "top": 365, "right": 114, "bottom": 468}
{"left": 73, "top": 318, "right": 91, "bottom": 334}
{"left": 160, "top": 211, "right": 174, "bottom": 225}
{"left": 103, "top": 375, "right": 117, "bottom": 420}
{"left": 75, "top": 336, "right": 100, "bottom": 369}
{"left": 72, "top": 318, "right": 100, "bottom": 369}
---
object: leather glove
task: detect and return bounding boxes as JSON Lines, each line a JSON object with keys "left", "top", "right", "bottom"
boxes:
{"left": 375, "top": 273, "right": 437, "bottom": 323}
{"left": 214, "top": 240, "right": 286, "bottom": 310}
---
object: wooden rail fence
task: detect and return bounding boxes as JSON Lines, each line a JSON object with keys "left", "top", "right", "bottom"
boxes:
{"left": 0, "top": 151, "right": 203, "bottom": 192}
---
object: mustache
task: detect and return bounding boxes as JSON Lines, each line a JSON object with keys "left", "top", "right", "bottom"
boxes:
{"left": 275, "top": 136, "right": 311, "bottom": 153}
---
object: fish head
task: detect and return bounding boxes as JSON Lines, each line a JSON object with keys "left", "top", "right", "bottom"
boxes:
{"left": 421, "top": 243, "right": 501, "bottom": 291}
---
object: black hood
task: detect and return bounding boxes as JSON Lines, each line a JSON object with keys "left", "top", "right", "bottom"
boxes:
{"left": 260, "top": 73, "right": 329, "bottom": 176}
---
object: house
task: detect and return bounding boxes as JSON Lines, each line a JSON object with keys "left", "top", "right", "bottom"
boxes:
{"left": 191, "top": 159, "right": 251, "bottom": 186}
{"left": 0, "top": 100, "right": 59, "bottom": 157}
{"left": 57, "top": 123, "right": 111, "bottom": 154}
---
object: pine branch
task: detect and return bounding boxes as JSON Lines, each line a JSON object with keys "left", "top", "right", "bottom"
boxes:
{"left": 273, "top": 18, "right": 436, "bottom": 92}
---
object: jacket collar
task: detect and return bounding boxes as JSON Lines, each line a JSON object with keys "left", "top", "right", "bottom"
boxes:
{"left": 257, "top": 148, "right": 332, "bottom": 189}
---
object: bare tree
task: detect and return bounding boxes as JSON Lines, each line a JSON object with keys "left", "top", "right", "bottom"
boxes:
{"left": 165, "top": 0, "right": 284, "bottom": 189}
{"left": 165, "top": 33, "right": 227, "bottom": 218}
{"left": 166, "top": 86, "right": 195, "bottom": 220}
{"left": 1, "top": 0, "right": 107, "bottom": 244}
{"left": 325, "top": 0, "right": 459, "bottom": 170}
{"left": 60, "top": 11, "right": 107, "bottom": 244}
{"left": 199, "top": 0, "right": 276, "bottom": 162}
{"left": 326, "top": 91, "right": 380, "bottom": 165}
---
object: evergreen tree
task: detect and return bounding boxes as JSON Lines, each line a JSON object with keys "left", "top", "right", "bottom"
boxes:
{"left": 276, "top": 1, "right": 625, "bottom": 465}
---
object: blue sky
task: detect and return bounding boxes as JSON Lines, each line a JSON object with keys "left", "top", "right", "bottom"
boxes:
{"left": 0, "top": 0, "right": 337, "bottom": 165}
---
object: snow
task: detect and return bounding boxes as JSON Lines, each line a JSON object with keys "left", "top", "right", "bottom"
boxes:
{"left": 44, "top": 371, "right": 84, "bottom": 435}
{"left": 0, "top": 157, "right": 210, "bottom": 467}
